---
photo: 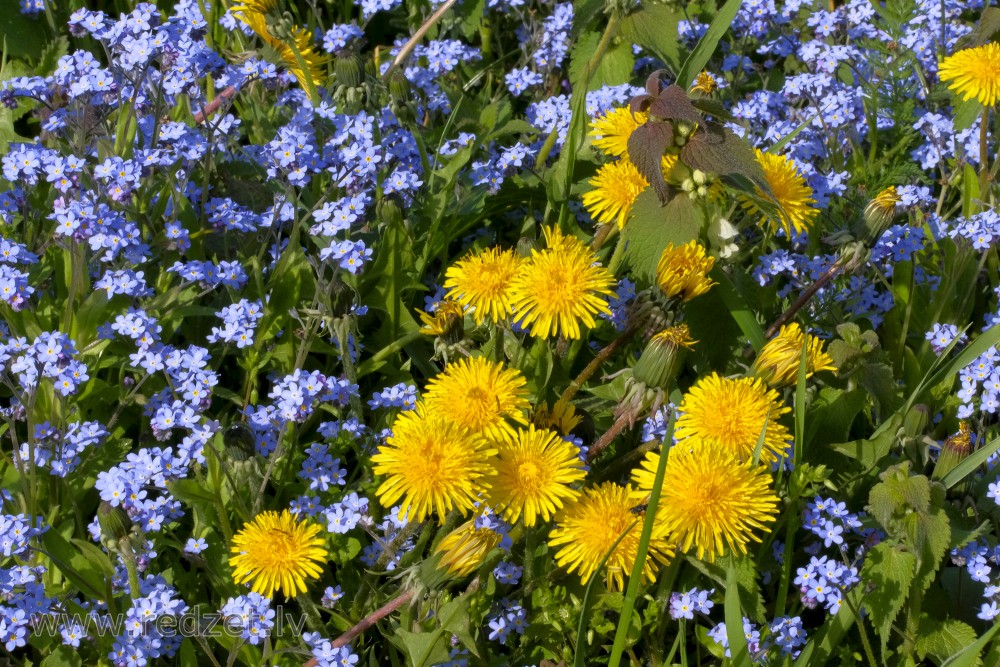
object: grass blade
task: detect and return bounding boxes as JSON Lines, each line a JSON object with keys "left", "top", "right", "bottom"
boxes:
{"left": 724, "top": 560, "right": 752, "bottom": 667}
{"left": 942, "top": 433, "right": 1000, "bottom": 489}
{"left": 677, "top": 0, "right": 744, "bottom": 89}
{"left": 607, "top": 414, "right": 676, "bottom": 667}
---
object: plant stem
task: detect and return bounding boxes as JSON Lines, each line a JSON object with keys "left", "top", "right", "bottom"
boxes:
{"left": 765, "top": 261, "right": 843, "bottom": 338}
{"left": 560, "top": 322, "right": 642, "bottom": 406}
{"left": 382, "top": 0, "right": 460, "bottom": 81}
{"left": 980, "top": 107, "right": 992, "bottom": 206}
{"left": 587, "top": 410, "right": 641, "bottom": 462}
{"left": 119, "top": 540, "right": 142, "bottom": 601}
{"left": 331, "top": 590, "right": 415, "bottom": 649}
{"left": 297, "top": 593, "right": 326, "bottom": 633}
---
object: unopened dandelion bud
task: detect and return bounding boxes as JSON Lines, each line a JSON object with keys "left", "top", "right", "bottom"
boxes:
{"left": 376, "top": 194, "right": 404, "bottom": 226}
{"left": 419, "top": 301, "right": 465, "bottom": 345}
{"left": 223, "top": 423, "right": 256, "bottom": 462}
{"left": 633, "top": 325, "right": 695, "bottom": 391}
{"left": 516, "top": 236, "right": 538, "bottom": 258}
{"left": 434, "top": 519, "right": 502, "bottom": 577}
{"left": 933, "top": 421, "right": 972, "bottom": 482}
{"left": 328, "top": 278, "right": 355, "bottom": 319}
{"left": 388, "top": 68, "right": 411, "bottom": 103}
{"left": 98, "top": 501, "right": 132, "bottom": 543}
{"left": 862, "top": 186, "right": 901, "bottom": 245}
{"left": 335, "top": 53, "right": 365, "bottom": 88}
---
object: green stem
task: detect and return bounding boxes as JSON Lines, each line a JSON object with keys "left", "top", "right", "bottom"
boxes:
{"left": 607, "top": 415, "right": 675, "bottom": 667}
{"left": 297, "top": 593, "right": 326, "bottom": 633}
{"left": 980, "top": 107, "right": 992, "bottom": 206}
{"left": 119, "top": 539, "right": 142, "bottom": 601}
{"left": 557, "top": 14, "right": 621, "bottom": 230}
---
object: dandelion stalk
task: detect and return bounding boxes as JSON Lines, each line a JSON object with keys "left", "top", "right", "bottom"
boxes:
{"left": 329, "top": 590, "right": 415, "bottom": 650}
{"left": 382, "top": 0, "right": 460, "bottom": 81}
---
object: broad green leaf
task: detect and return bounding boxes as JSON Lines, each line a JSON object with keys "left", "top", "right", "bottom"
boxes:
{"left": 805, "top": 388, "right": 867, "bottom": 448}
{"left": 569, "top": 32, "right": 635, "bottom": 91}
{"left": 619, "top": 5, "right": 682, "bottom": 70}
{"left": 829, "top": 412, "right": 902, "bottom": 470}
{"left": 621, "top": 190, "right": 704, "bottom": 284}
{"left": 917, "top": 619, "right": 980, "bottom": 666}
{"left": 40, "top": 646, "right": 83, "bottom": 667}
{"left": 710, "top": 267, "right": 766, "bottom": 351}
{"left": 860, "top": 542, "right": 916, "bottom": 649}
{"left": 0, "top": 11, "right": 48, "bottom": 59}
{"left": 940, "top": 622, "right": 1000, "bottom": 667}
{"left": 41, "top": 529, "right": 109, "bottom": 601}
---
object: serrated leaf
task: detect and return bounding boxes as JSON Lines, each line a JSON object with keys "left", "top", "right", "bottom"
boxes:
{"left": 619, "top": 5, "right": 682, "bottom": 69}
{"left": 621, "top": 190, "right": 704, "bottom": 284}
{"left": 648, "top": 84, "right": 703, "bottom": 124}
{"left": 917, "top": 619, "right": 980, "bottom": 666}
{"left": 682, "top": 123, "right": 768, "bottom": 192}
{"left": 868, "top": 462, "right": 931, "bottom": 530}
{"left": 36, "top": 35, "right": 69, "bottom": 76}
{"left": 860, "top": 542, "right": 916, "bottom": 650}
{"left": 40, "top": 646, "right": 83, "bottom": 667}
{"left": 627, "top": 121, "right": 675, "bottom": 201}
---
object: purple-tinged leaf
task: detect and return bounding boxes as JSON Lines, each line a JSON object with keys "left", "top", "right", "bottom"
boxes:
{"left": 628, "top": 121, "right": 675, "bottom": 202}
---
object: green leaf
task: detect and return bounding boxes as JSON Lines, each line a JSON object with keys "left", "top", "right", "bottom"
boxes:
{"left": 40, "top": 646, "right": 83, "bottom": 667}
{"left": 619, "top": 5, "right": 682, "bottom": 70}
{"left": 964, "top": 6, "right": 1000, "bottom": 46}
{"left": 917, "top": 619, "right": 980, "bottom": 666}
{"left": 941, "top": 622, "right": 1000, "bottom": 667}
{"left": 860, "top": 542, "right": 916, "bottom": 649}
{"left": 805, "top": 388, "right": 867, "bottom": 448}
{"left": 393, "top": 596, "right": 472, "bottom": 667}
{"left": 621, "top": 190, "right": 704, "bottom": 283}
{"left": 36, "top": 35, "right": 69, "bottom": 76}
{"left": 724, "top": 561, "right": 752, "bottom": 667}
{"left": 676, "top": 0, "right": 744, "bottom": 89}
{"left": 40, "top": 529, "right": 109, "bottom": 601}
{"left": 0, "top": 11, "right": 48, "bottom": 60}
{"left": 829, "top": 412, "right": 902, "bottom": 470}
{"left": 710, "top": 268, "right": 765, "bottom": 351}
{"left": 569, "top": 32, "right": 635, "bottom": 91}
{"left": 793, "top": 588, "right": 863, "bottom": 667}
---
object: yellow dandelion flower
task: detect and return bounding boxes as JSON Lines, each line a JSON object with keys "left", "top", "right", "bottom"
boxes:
{"left": 590, "top": 107, "right": 648, "bottom": 158}
{"left": 690, "top": 70, "right": 718, "bottom": 95}
{"left": 488, "top": 425, "right": 586, "bottom": 526}
{"left": 444, "top": 248, "right": 522, "bottom": 325}
{"left": 510, "top": 227, "right": 616, "bottom": 339}
{"left": 229, "top": 509, "right": 327, "bottom": 598}
{"left": 372, "top": 405, "right": 497, "bottom": 522}
{"left": 582, "top": 159, "right": 648, "bottom": 228}
{"left": 532, "top": 398, "right": 583, "bottom": 436}
{"left": 656, "top": 240, "right": 716, "bottom": 301}
{"left": 549, "top": 482, "right": 674, "bottom": 590}
{"left": 435, "top": 518, "right": 503, "bottom": 576}
{"left": 938, "top": 42, "right": 1000, "bottom": 107}
{"left": 751, "top": 323, "right": 837, "bottom": 388}
{"left": 232, "top": 0, "right": 327, "bottom": 102}
{"left": 645, "top": 442, "right": 779, "bottom": 562}
{"left": 674, "top": 373, "right": 791, "bottom": 465}
{"left": 422, "top": 356, "right": 530, "bottom": 439}
{"left": 418, "top": 300, "right": 465, "bottom": 340}
{"left": 742, "top": 149, "right": 819, "bottom": 237}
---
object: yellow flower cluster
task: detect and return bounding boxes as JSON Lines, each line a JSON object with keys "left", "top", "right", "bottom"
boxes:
{"left": 439, "top": 227, "right": 616, "bottom": 340}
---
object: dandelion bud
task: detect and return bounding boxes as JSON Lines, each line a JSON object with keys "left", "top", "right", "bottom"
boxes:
{"left": 933, "top": 421, "right": 972, "bottom": 482}
{"left": 862, "top": 186, "right": 902, "bottom": 246}
{"left": 98, "top": 501, "right": 132, "bottom": 543}
{"left": 223, "top": 423, "right": 256, "bottom": 462}
{"left": 328, "top": 278, "right": 356, "bottom": 319}
{"left": 632, "top": 325, "right": 694, "bottom": 391}
{"left": 376, "top": 194, "right": 404, "bottom": 226}
{"left": 516, "top": 236, "right": 538, "bottom": 258}
{"left": 388, "top": 68, "right": 411, "bottom": 104}
{"left": 335, "top": 53, "right": 366, "bottom": 88}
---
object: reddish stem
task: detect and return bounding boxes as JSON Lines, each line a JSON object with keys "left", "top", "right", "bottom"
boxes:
{"left": 764, "top": 262, "right": 843, "bottom": 339}
{"left": 301, "top": 589, "right": 415, "bottom": 665}
{"left": 192, "top": 86, "right": 237, "bottom": 124}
